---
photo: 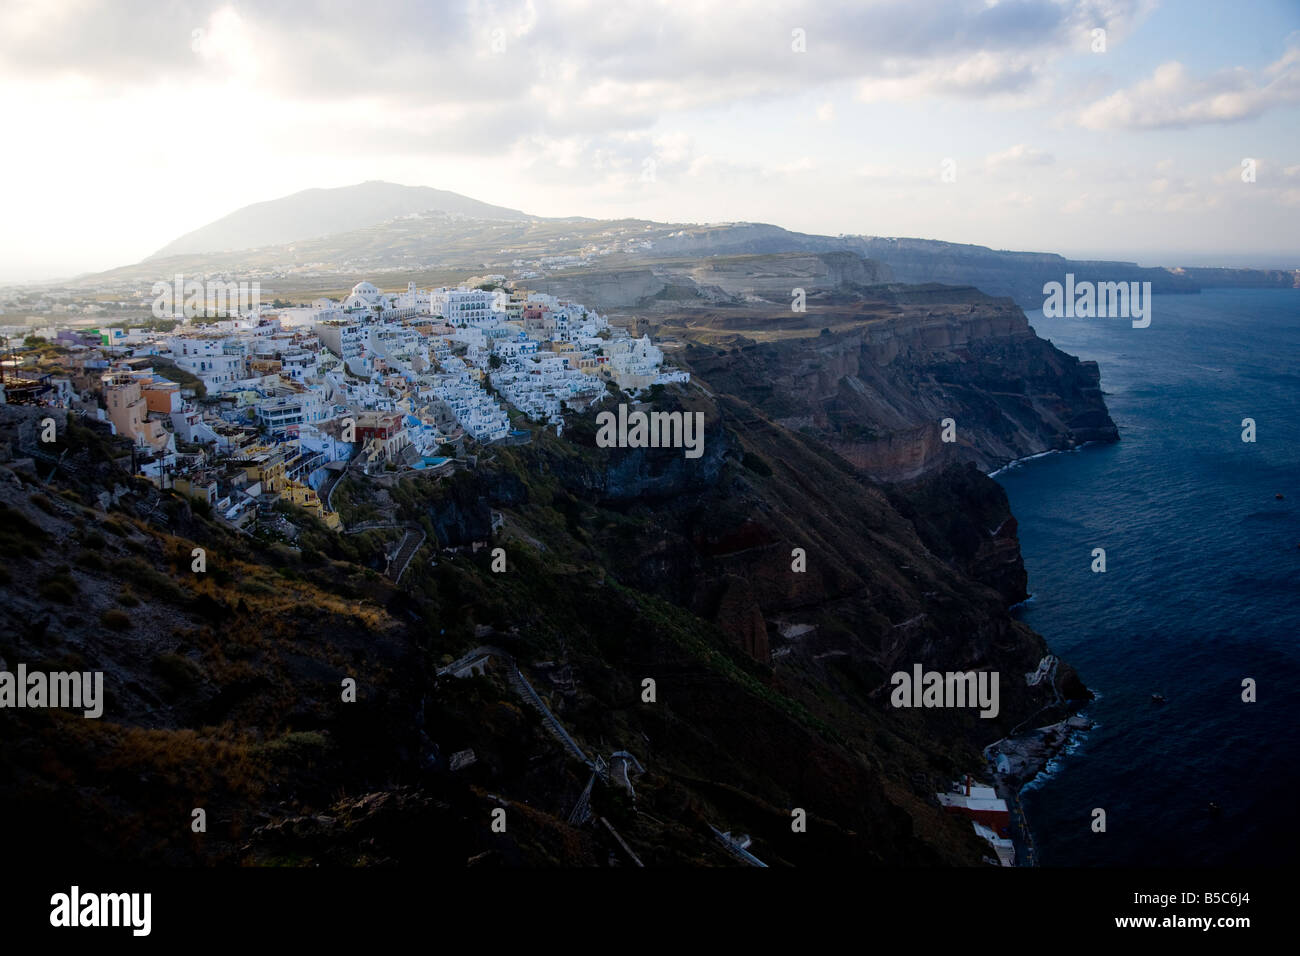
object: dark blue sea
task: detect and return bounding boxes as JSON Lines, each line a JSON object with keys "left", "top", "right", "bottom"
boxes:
{"left": 994, "top": 289, "right": 1300, "bottom": 866}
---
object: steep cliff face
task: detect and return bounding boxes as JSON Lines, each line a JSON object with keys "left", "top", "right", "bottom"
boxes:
{"left": 382, "top": 386, "right": 1087, "bottom": 865}
{"left": 885, "top": 462, "right": 1029, "bottom": 604}
{"left": 681, "top": 290, "right": 1117, "bottom": 482}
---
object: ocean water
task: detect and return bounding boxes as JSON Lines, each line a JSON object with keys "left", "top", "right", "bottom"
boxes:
{"left": 994, "top": 289, "right": 1300, "bottom": 866}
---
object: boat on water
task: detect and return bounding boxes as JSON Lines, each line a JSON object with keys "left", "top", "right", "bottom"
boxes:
{"left": 1151, "top": 693, "right": 1167, "bottom": 704}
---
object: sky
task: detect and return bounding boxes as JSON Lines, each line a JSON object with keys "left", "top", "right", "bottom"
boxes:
{"left": 1, "top": 0, "right": 1298, "bottom": 282}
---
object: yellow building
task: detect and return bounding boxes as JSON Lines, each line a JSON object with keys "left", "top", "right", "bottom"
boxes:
{"left": 174, "top": 476, "right": 217, "bottom": 505}
{"left": 281, "top": 479, "right": 341, "bottom": 529}
{"left": 234, "top": 444, "right": 286, "bottom": 493}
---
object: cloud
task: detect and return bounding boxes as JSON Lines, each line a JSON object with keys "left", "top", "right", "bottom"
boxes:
{"left": 1076, "top": 36, "right": 1300, "bottom": 130}
{"left": 506, "top": 129, "right": 697, "bottom": 190}
{"left": 854, "top": 162, "right": 940, "bottom": 184}
{"left": 857, "top": 50, "right": 1047, "bottom": 103}
{"left": 1207, "top": 158, "right": 1300, "bottom": 209}
{"left": 770, "top": 157, "right": 816, "bottom": 175}
{"left": 1061, "top": 193, "right": 1090, "bottom": 214}
{"left": 499, "top": 128, "right": 816, "bottom": 194}
{"left": 0, "top": 0, "right": 1154, "bottom": 154}
{"left": 985, "top": 144, "right": 1055, "bottom": 168}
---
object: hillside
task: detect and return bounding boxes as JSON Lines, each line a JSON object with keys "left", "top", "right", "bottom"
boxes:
{"left": 0, "top": 287, "right": 1105, "bottom": 866}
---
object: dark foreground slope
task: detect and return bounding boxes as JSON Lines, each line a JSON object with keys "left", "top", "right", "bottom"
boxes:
{"left": 0, "top": 294, "right": 1110, "bottom": 866}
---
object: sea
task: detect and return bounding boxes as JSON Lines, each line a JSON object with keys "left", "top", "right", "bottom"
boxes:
{"left": 992, "top": 289, "right": 1300, "bottom": 866}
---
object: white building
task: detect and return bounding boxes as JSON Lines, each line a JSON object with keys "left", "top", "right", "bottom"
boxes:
{"left": 438, "top": 288, "right": 496, "bottom": 326}
{"left": 166, "top": 334, "right": 247, "bottom": 391}
{"left": 255, "top": 389, "right": 331, "bottom": 436}
{"left": 315, "top": 320, "right": 370, "bottom": 373}
{"left": 342, "top": 281, "right": 389, "bottom": 312}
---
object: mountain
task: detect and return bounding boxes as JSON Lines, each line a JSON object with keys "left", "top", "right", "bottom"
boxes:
{"left": 149, "top": 181, "right": 533, "bottom": 259}
{"left": 109, "top": 191, "right": 1294, "bottom": 313}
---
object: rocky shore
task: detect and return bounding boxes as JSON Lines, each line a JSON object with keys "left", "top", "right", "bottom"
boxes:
{"left": 988, "top": 715, "right": 1094, "bottom": 788}
{"left": 985, "top": 715, "right": 1094, "bottom": 865}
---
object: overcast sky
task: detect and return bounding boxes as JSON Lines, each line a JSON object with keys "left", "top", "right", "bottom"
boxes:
{"left": 2, "top": 0, "right": 1298, "bottom": 282}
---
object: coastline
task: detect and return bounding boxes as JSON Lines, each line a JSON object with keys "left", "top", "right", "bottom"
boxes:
{"left": 987, "top": 437, "right": 1115, "bottom": 480}
{"left": 978, "top": 291, "right": 1297, "bottom": 868}
{"left": 985, "top": 714, "right": 1094, "bottom": 866}
{"left": 980, "top": 437, "right": 1113, "bottom": 863}
{"left": 987, "top": 448, "right": 1064, "bottom": 479}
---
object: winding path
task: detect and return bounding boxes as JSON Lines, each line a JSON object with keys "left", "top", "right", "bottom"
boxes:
{"left": 438, "top": 645, "right": 592, "bottom": 766}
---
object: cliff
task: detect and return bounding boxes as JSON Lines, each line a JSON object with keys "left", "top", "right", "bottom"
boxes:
{"left": 674, "top": 287, "right": 1117, "bottom": 481}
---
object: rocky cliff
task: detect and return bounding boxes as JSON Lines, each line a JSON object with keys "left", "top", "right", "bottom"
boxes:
{"left": 672, "top": 286, "right": 1117, "bottom": 481}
